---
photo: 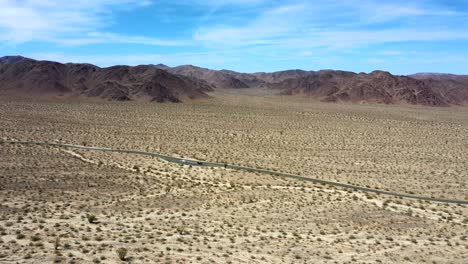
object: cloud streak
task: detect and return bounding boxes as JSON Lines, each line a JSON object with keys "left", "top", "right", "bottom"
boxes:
{"left": 1, "top": 0, "right": 467, "bottom": 74}
{"left": 193, "top": 0, "right": 468, "bottom": 49}
{"left": 27, "top": 50, "right": 244, "bottom": 68}
{"left": 0, "top": 0, "right": 185, "bottom": 46}
{"left": 49, "top": 32, "right": 190, "bottom": 47}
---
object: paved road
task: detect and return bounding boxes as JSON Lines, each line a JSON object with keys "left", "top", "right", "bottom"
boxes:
{"left": 2, "top": 140, "right": 467, "bottom": 205}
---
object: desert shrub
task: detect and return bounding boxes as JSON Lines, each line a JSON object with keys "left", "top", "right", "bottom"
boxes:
{"left": 54, "top": 236, "right": 60, "bottom": 250}
{"left": 31, "top": 234, "right": 41, "bottom": 242}
{"left": 87, "top": 214, "right": 97, "bottom": 224}
{"left": 116, "top": 247, "right": 128, "bottom": 261}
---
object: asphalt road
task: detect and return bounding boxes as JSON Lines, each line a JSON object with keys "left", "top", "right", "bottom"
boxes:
{"left": 2, "top": 140, "right": 467, "bottom": 205}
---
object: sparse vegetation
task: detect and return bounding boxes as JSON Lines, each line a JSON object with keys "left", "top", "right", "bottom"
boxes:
{"left": 116, "top": 247, "right": 128, "bottom": 261}
{"left": 86, "top": 214, "right": 97, "bottom": 224}
{"left": 0, "top": 92, "right": 466, "bottom": 263}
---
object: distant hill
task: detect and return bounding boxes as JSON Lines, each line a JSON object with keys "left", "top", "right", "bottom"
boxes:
{"left": 153, "top": 63, "right": 171, "bottom": 70}
{"left": 253, "top": 69, "right": 315, "bottom": 83}
{"left": 158, "top": 65, "right": 250, "bottom": 89}
{"left": 0, "top": 55, "right": 28, "bottom": 64}
{"left": 268, "top": 70, "right": 450, "bottom": 106}
{"left": 410, "top": 73, "right": 468, "bottom": 81}
{"left": 219, "top": 69, "right": 265, "bottom": 87}
{"left": 0, "top": 57, "right": 213, "bottom": 102}
{"left": 163, "top": 67, "right": 318, "bottom": 88}
{"left": 1, "top": 56, "right": 467, "bottom": 106}
{"left": 409, "top": 73, "right": 468, "bottom": 104}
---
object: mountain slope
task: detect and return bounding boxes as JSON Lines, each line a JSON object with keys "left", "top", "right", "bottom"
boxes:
{"left": 0, "top": 55, "right": 28, "bottom": 64}
{"left": 219, "top": 69, "right": 265, "bottom": 87}
{"left": 161, "top": 65, "right": 250, "bottom": 89}
{"left": 269, "top": 70, "right": 450, "bottom": 106}
{"left": 1, "top": 56, "right": 466, "bottom": 106}
{"left": 0, "top": 58, "right": 213, "bottom": 102}
{"left": 410, "top": 73, "right": 468, "bottom": 81}
{"left": 410, "top": 73, "right": 468, "bottom": 104}
{"left": 253, "top": 69, "right": 315, "bottom": 83}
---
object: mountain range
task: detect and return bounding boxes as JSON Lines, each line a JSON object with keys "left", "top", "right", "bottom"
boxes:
{"left": 0, "top": 56, "right": 213, "bottom": 102}
{"left": 0, "top": 56, "right": 467, "bottom": 106}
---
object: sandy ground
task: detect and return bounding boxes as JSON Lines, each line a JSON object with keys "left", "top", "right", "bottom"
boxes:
{"left": 0, "top": 90, "right": 467, "bottom": 263}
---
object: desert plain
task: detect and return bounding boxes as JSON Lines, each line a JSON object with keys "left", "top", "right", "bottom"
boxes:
{"left": 0, "top": 88, "right": 467, "bottom": 263}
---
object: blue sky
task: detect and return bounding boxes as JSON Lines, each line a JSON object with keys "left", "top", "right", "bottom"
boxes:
{"left": 0, "top": 0, "right": 467, "bottom": 74}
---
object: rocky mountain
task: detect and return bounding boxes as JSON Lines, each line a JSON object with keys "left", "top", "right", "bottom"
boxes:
{"left": 153, "top": 63, "right": 171, "bottom": 70}
{"left": 268, "top": 70, "right": 454, "bottom": 106}
{"left": 409, "top": 73, "right": 468, "bottom": 104}
{"left": 1, "top": 56, "right": 466, "bottom": 106}
{"left": 252, "top": 69, "right": 315, "bottom": 83}
{"left": 0, "top": 57, "right": 213, "bottom": 102}
{"left": 159, "top": 65, "right": 250, "bottom": 89}
{"left": 219, "top": 70, "right": 265, "bottom": 87}
{"left": 158, "top": 66, "right": 318, "bottom": 89}
{"left": 0, "top": 55, "right": 28, "bottom": 64}
{"left": 410, "top": 73, "right": 468, "bottom": 81}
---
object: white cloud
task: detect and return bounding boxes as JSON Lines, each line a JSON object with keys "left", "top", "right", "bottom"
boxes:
{"left": 290, "top": 29, "right": 468, "bottom": 49}
{"left": 2, "top": 0, "right": 468, "bottom": 73}
{"left": 192, "top": 0, "right": 468, "bottom": 50}
{"left": 181, "top": 0, "right": 267, "bottom": 6}
{"left": 360, "top": 2, "right": 459, "bottom": 23}
{"left": 193, "top": 3, "right": 307, "bottom": 46}
{"left": 0, "top": 0, "right": 187, "bottom": 46}
{"left": 49, "top": 32, "right": 190, "bottom": 46}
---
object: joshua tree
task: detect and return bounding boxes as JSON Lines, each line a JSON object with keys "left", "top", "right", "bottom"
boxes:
{"left": 54, "top": 236, "right": 60, "bottom": 250}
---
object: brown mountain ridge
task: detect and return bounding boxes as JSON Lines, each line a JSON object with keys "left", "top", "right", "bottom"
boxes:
{"left": 409, "top": 73, "right": 468, "bottom": 104}
{"left": 269, "top": 70, "right": 454, "bottom": 106}
{"left": 0, "top": 57, "right": 213, "bottom": 102}
{"left": 1, "top": 56, "right": 467, "bottom": 106}
{"left": 157, "top": 64, "right": 251, "bottom": 89}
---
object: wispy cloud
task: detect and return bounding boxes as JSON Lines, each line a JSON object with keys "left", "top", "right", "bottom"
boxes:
{"left": 49, "top": 32, "right": 190, "bottom": 47}
{"left": 194, "top": 3, "right": 308, "bottom": 46}
{"left": 1, "top": 0, "right": 467, "bottom": 73}
{"left": 27, "top": 50, "right": 244, "bottom": 67}
{"left": 355, "top": 1, "right": 460, "bottom": 23}
{"left": 181, "top": 0, "right": 268, "bottom": 6}
{"left": 193, "top": 0, "right": 468, "bottom": 49}
{"left": 0, "top": 0, "right": 184, "bottom": 46}
{"left": 287, "top": 29, "right": 468, "bottom": 50}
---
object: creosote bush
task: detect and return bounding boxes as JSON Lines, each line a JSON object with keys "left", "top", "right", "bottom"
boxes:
{"left": 117, "top": 247, "right": 128, "bottom": 261}
{"left": 87, "top": 214, "right": 97, "bottom": 224}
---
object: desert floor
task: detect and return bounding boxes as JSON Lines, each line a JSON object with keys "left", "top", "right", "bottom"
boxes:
{"left": 0, "top": 89, "right": 467, "bottom": 263}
